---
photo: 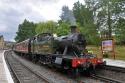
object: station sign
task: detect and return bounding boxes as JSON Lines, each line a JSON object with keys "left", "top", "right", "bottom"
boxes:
{"left": 102, "top": 40, "right": 113, "bottom": 51}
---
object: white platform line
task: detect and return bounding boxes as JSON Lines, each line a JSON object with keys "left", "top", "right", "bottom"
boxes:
{"left": 2, "top": 50, "right": 14, "bottom": 83}
{"left": 103, "top": 59, "right": 125, "bottom": 68}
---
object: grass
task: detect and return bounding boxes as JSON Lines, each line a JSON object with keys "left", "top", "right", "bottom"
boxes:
{"left": 86, "top": 45, "right": 125, "bottom": 61}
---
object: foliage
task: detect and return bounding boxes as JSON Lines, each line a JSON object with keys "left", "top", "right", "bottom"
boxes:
{"left": 15, "top": 19, "right": 36, "bottom": 42}
{"left": 79, "top": 24, "right": 101, "bottom": 45}
{"left": 87, "top": 45, "right": 125, "bottom": 60}
{"left": 15, "top": 0, "right": 125, "bottom": 45}
{"left": 96, "top": 0, "right": 125, "bottom": 37}
{"left": 73, "top": 0, "right": 125, "bottom": 45}
{"left": 56, "top": 21, "right": 70, "bottom": 36}
{"left": 35, "top": 20, "right": 70, "bottom": 37}
{"left": 73, "top": 1, "right": 100, "bottom": 45}
{"left": 73, "top": 1, "right": 84, "bottom": 26}
{"left": 115, "top": 18, "right": 125, "bottom": 44}
{"left": 35, "top": 21, "right": 57, "bottom": 34}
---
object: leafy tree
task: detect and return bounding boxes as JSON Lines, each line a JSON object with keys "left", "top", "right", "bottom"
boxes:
{"left": 73, "top": 1, "right": 84, "bottom": 26}
{"left": 56, "top": 21, "right": 70, "bottom": 36}
{"left": 115, "top": 18, "right": 125, "bottom": 44}
{"left": 96, "top": 0, "right": 125, "bottom": 38}
{"left": 73, "top": 1, "right": 100, "bottom": 45}
{"left": 35, "top": 21, "right": 57, "bottom": 34}
{"left": 15, "top": 19, "right": 36, "bottom": 42}
{"left": 73, "top": 0, "right": 125, "bottom": 44}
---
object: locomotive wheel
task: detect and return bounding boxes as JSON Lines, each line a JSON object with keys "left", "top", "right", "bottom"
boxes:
{"left": 86, "top": 65, "right": 95, "bottom": 76}
{"left": 28, "top": 54, "right": 32, "bottom": 61}
{"left": 68, "top": 68, "right": 79, "bottom": 78}
{"left": 32, "top": 55, "right": 37, "bottom": 63}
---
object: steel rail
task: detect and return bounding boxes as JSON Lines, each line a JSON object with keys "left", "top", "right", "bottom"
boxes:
{"left": 5, "top": 51, "right": 53, "bottom": 83}
{"left": 4, "top": 51, "right": 21, "bottom": 83}
{"left": 91, "top": 74, "right": 122, "bottom": 83}
{"left": 103, "top": 65, "right": 125, "bottom": 73}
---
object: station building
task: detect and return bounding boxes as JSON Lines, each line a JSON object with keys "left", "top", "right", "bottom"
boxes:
{"left": 0, "top": 35, "right": 5, "bottom": 49}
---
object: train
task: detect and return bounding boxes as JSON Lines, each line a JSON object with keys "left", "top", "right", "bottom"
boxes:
{"left": 13, "top": 25, "right": 105, "bottom": 76}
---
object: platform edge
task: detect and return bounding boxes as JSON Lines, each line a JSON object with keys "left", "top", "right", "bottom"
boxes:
{"left": 2, "top": 50, "right": 14, "bottom": 83}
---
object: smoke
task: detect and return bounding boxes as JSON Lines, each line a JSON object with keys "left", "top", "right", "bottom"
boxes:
{"left": 61, "top": 6, "right": 76, "bottom": 25}
{"left": 69, "top": 11, "right": 76, "bottom": 26}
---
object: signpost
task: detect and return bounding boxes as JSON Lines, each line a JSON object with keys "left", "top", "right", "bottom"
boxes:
{"left": 101, "top": 39, "right": 115, "bottom": 59}
{"left": 102, "top": 40, "right": 113, "bottom": 51}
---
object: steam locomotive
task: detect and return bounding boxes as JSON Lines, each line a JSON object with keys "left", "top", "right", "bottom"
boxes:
{"left": 13, "top": 26, "right": 105, "bottom": 76}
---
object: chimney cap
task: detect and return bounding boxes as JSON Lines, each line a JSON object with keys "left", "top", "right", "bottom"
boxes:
{"left": 70, "top": 25, "right": 77, "bottom": 29}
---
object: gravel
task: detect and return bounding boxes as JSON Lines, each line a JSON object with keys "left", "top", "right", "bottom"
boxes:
{"left": 11, "top": 51, "right": 106, "bottom": 83}
{"left": 5, "top": 51, "right": 46, "bottom": 83}
{"left": 96, "top": 68, "right": 125, "bottom": 83}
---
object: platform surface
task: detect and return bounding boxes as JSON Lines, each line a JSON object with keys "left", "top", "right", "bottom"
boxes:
{"left": 0, "top": 50, "right": 8, "bottom": 83}
{"left": 104, "top": 58, "right": 125, "bottom": 68}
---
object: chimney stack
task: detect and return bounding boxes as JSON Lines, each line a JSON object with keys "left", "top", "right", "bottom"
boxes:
{"left": 70, "top": 25, "right": 77, "bottom": 33}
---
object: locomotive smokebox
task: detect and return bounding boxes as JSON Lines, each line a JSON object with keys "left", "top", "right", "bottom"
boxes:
{"left": 70, "top": 25, "right": 78, "bottom": 33}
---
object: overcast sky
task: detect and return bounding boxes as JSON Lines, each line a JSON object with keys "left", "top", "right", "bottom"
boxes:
{"left": 0, "top": 0, "right": 84, "bottom": 41}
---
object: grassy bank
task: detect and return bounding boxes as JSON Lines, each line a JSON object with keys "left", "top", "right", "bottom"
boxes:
{"left": 86, "top": 45, "right": 125, "bottom": 61}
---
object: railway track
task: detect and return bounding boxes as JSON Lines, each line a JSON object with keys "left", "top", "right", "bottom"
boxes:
{"left": 11, "top": 51, "right": 105, "bottom": 83}
{"left": 91, "top": 74, "right": 122, "bottom": 83}
{"left": 5, "top": 50, "right": 123, "bottom": 83}
{"left": 5, "top": 51, "right": 53, "bottom": 83}
{"left": 94, "top": 65, "right": 125, "bottom": 83}
{"left": 103, "top": 65, "right": 125, "bottom": 73}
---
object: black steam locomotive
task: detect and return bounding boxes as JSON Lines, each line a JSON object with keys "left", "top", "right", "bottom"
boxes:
{"left": 14, "top": 26, "right": 96, "bottom": 76}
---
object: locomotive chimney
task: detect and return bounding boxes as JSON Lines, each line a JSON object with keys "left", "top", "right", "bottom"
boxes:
{"left": 70, "top": 25, "right": 77, "bottom": 33}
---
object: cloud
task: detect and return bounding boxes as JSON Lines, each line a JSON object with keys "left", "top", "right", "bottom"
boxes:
{"left": 0, "top": 0, "right": 84, "bottom": 41}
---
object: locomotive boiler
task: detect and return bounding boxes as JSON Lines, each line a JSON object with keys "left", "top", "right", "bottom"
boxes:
{"left": 14, "top": 25, "right": 102, "bottom": 76}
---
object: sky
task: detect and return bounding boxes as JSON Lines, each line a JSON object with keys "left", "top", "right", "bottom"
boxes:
{"left": 0, "top": 0, "right": 84, "bottom": 42}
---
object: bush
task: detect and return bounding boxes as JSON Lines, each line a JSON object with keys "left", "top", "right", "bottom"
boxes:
{"left": 103, "top": 52, "right": 109, "bottom": 58}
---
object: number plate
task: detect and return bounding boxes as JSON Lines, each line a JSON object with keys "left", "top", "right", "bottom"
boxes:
{"left": 55, "top": 57, "right": 62, "bottom": 64}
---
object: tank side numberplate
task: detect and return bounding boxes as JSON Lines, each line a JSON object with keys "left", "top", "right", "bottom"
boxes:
{"left": 55, "top": 57, "right": 62, "bottom": 64}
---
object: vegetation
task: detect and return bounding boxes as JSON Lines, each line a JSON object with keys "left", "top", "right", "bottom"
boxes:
{"left": 35, "top": 21, "right": 57, "bottom": 34}
{"left": 73, "top": 0, "right": 125, "bottom": 45}
{"left": 56, "top": 21, "right": 70, "bottom": 36}
{"left": 15, "top": 0, "right": 125, "bottom": 60}
{"left": 15, "top": 19, "right": 36, "bottom": 42}
{"left": 15, "top": 0, "right": 125, "bottom": 44}
{"left": 73, "top": 1, "right": 100, "bottom": 45}
{"left": 87, "top": 45, "right": 125, "bottom": 60}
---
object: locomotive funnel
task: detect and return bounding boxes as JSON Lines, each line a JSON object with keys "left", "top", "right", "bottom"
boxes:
{"left": 70, "top": 25, "right": 77, "bottom": 33}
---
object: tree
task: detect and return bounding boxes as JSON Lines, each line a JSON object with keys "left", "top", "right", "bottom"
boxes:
{"left": 56, "top": 21, "right": 70, "bottom": 36}
{"left": 15, "top": 19, "right": 36, "bottom": 42}
{"left": 73, "top": 0, "right": 125, "bottom": 44}
{"left": 73, "top": 1, "right": 100, "bottom": 45}
{"left": 115, "top": 18, "right": 125, "bottom": 44}
{"left": 96, "top": 0, "right": 125, "bottom": 38}
{"left": 35, "top": 21, "right": 57, "bottom": 34}
{"left": 73, "top": 1, "right": 84, "bottom": 26}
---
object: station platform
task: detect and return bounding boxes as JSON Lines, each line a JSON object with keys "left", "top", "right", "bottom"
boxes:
{"left": 0, "top": 50, "right": 13, "bottom": 83}
{"left": 104, "top": 58, "right": 125, "bottom": 68}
